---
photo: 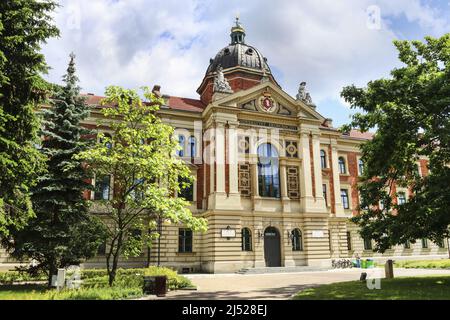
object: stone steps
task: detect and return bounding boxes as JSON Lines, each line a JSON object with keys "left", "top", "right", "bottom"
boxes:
{"left": 236, "top": 266, "right": 329, "bottom": 274}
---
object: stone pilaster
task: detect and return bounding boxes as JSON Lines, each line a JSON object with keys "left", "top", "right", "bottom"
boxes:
{"left": 331, "top": 143, "right": 344, "bottom": 215}
{"left": 311, "top": 133, "right": 326, "bottom": 211}
{"left": 299, "top": 132, "right": 315, "bottom": 211}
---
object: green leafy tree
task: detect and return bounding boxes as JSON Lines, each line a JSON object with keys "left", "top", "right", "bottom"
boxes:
{"left": 0, "top": 0, "right": 59, "bottom": 235}
{"left": 1, "top": 54, "right": 106, "bottom": 287}
{"left": 75, "top": 86, "right": 208, "bottom": 286}
{"left": 341, "top": 34, "right": 450, "bottom": 252}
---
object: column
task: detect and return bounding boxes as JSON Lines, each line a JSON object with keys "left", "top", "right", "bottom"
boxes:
{"left": 300, "top": 132, "right": 313, "bottom": 200}
{"left": 250, "top": 159, "right": 259, "bottom": 197}
{"left": 228, "top": 123, "right": 239, "bottom": 194}
{"left": 280, "top": 161, "right": 288, "bottom": 199}
{"left": 215, "top": 121, "right": 226, "bottom": 193}
{"left": 331, "top": 144, "right": 344, "bottom": 215}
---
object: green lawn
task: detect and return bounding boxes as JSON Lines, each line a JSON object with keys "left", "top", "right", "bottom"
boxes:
{"left": 394, "top": 259, "right": 450, "bottom": 269}
{"left": 0, "top": 284, "right": 47, "bottom": 300}
{"left": 294, "top": 276, "right": 450, "bottom": 300}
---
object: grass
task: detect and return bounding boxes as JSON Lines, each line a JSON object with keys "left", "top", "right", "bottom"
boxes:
{"left": 294, "top": 275, "right": 450, "bottom": 300}
{"left": 393, "top": 259, "right": 450, "bottom": 269}
{"left": 0, "top": 266, "right": 194, "bottom": 300}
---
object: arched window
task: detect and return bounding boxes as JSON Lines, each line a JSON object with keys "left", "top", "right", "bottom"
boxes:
{"left": 358, "top": 159, "right": 364, "bottom": 175}
{"left": 177, "top": 135, "right": 185, "bottom": 157}
{"left": 291, "top": 229, "right": 303, "bottom": 251}
{"left": 241, "top": 228, "right": 252, "bottom": 251}
{"left": 320, "top": 150, "right": 327, "bottom": 169}
{"left": 338, "top": 157, "right": 346, "bottom": 174}
{"left": 257, "top": 143, "right": 280, "bottom": 198}
{"left": 188, "top": 136, "right": 196, "bottom": 157}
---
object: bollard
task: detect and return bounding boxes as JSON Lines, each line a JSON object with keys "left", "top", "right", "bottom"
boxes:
{"left": 385, "top": 259, "right": 394, "bottom": 279}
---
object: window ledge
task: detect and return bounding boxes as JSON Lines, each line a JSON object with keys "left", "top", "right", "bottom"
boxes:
{"left": 176, "top": 252, "right": 196, "bottom": 255}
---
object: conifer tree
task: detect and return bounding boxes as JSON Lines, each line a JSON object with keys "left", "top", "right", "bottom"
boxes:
{"left": 2, "top": 54, "right": 105, "bottom": 287}
{"left": 0, "top": 0, "right": 59, "bottom": 235}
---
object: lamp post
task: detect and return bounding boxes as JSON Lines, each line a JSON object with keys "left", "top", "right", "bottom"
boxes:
{"left": 157, "top": 215, "right": 162, "bottom": 267}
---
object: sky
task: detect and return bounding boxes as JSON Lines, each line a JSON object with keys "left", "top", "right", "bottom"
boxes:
{"left": 42, "top": 0, "right": 450, "bottom": 127}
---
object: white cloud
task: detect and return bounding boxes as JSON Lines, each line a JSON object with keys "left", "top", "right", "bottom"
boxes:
{"left": 41, "top": 0, "right": 449, "bottom": 124}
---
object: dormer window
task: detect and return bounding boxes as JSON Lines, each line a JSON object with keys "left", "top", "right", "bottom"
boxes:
{"left": 245, "top": 48, "right": 253, "bottom": 55}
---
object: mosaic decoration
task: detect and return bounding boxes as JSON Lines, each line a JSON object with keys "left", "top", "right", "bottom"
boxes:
{"left": 238, "top": 163, "right": 251, "bottom": 196}
{"left": 238, "top": 136, "right": 250, "bottom": 154}
{"left": 285, "top": 141, "right": 298, "bottom": 158}
{"left": 287, "top": 166, "right": 300, "bottom": 199}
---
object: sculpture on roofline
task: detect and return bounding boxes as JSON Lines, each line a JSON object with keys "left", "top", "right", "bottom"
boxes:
{"left": 213, "top": 65, "right": 233, "bottom": 94}
{"left": 296, "top": 81, "right": 315, "bottom": 107}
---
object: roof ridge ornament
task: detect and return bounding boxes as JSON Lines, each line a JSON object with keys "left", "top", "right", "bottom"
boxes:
{"left": 230, "top": 16, "right": 246, "bottom": 44}
{"left": 296, "top": 81, "right": 316, "bottom": 108}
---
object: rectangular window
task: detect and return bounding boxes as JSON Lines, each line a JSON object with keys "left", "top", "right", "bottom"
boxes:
{"left": 341, "top": 189, "right": 349, "bottom": 209}
{"left": 404, "top": 240, "right": 411, "bottom": 249}
{"left": 397, "top": 192, "right": 407, "bottom": 205}
{"left": 346, "top": 232, "right": 352, "bottom": 251}
{"left": 421, "top": 238, "right": 428, "bottom": 249}
{"left": 436, "top": 239, "right": 445, "bottom": 248}
{"left": 97, "top": 239, "right": 107, "bottom": 255}
{"left": 94, "top": 175, "right": 111, "bottom": 200}
{"left": 363, "top": 237, "right": 372, "bottom": 250}
{"left": 358, "top": 159, "right": 364, "bottom": 176}
{"left": 323, "top": 184, "right": 327, "bottom": 206}
{"left": 178, "top": 176, "right": 194, "bottom": 202}
{"left": 178, "top": 228, "right": 193, "bottom": 253}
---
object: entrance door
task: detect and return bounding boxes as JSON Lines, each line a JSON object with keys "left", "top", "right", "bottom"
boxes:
{"left": 264, "top": 227, "right": 281, "bottom": 267}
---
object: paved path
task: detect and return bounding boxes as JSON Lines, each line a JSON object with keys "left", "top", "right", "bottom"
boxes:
{"left": 145, "top": 268, "right": 450, "bottom": 300}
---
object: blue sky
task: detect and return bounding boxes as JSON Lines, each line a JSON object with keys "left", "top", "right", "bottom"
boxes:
{"left": 42, "top": 0, "right": 450, "bottom": 128}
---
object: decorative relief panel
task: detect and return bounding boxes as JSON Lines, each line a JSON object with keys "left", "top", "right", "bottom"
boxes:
{"left": 287, "top": 166, "right": 300, "bottom": 199}
{"left": 238, "top": 163, "right": 251, "bottom": 197}
{"left": 285, "top": 141, "right": 298, "bottom": 158}
{"left": 241, "top": 100, "right": 257, "bottom": 111}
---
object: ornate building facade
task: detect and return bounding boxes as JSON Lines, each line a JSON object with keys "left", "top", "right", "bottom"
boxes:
{"left": 1, "top": 19, "right": 447, "bottom": 272}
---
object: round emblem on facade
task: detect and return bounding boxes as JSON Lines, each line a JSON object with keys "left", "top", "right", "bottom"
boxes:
{"left": 258, "top": 95, "right": 277, "bottom": 113}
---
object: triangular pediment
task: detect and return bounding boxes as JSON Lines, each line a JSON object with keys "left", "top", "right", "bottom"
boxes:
{"left": 211, "top": 82, "right": 325, "bottom": 122}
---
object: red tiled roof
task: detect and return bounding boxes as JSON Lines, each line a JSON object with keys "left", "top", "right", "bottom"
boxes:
{"left": 83, "top": 94, "right": 104, "bottom": 105}
{"left": 348, "top": 130, "right": 374, "bottom": 140}
{"left": 81, "top": 94, "right": 205, "bottom": 113}
{"left": 166, "top": 96, "right": 205, "bottom": 112}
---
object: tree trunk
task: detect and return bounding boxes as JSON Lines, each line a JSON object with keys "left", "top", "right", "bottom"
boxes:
{"left": 107, "top": 231, "right": 123, "bottom": 287}
{"left": 47, "top": 263, "right": 56, "bottom": 288}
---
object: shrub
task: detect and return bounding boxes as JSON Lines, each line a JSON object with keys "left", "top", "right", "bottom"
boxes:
{"left": 0, "top": 271, "right": 46, "bottom": 284}
{"left": 41, "top": 287, "right": 143, "bottom": 300}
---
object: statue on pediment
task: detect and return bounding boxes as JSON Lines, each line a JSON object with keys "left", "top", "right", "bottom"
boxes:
{"left": 213, "top": 65, "right": 233, "bottom": 94}
{"left": 296, "top": 81, "right": 315, "bottom": 107}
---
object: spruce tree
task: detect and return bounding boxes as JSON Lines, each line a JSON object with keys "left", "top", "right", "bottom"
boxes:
{"left": 2, "top": 54, "right": 105, "bottom": 287}
{"left": 0, "top": 0, "right": 59, "bottom": 235}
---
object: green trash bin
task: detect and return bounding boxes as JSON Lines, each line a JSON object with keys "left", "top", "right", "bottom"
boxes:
{"left": 361, "top": 259, "right": 367, "bottom": 269}
{"left": 366, "top": 259, "right": 374, "bottom": 268}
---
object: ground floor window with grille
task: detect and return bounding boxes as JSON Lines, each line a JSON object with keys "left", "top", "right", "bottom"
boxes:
{"left": 178, "top": 228, "right": 193, "bottom": 253}
{"left": 363, "top": 237, "right": 372, "bottom": 250}
{"left": 241, "top": 228, "right": 252, "bottom": 251}
{"left": 291, "top": 229, "right": 303, "bottom": 251}
{"left": 421, "top": 238, "right": 428, "bottom": 249}
{"left": 404, "top": 240, "right": 411, "bottom": 249}
{"left": 346, "top": 232, "right": 352, "bottom": 251}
